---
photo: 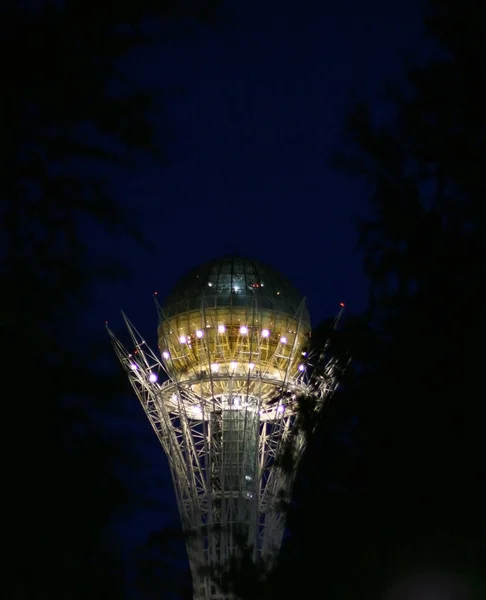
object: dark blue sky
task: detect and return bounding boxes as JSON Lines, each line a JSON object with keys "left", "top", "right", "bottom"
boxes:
{"left": 95, "top": 0, "right": 425, "bottom": 554}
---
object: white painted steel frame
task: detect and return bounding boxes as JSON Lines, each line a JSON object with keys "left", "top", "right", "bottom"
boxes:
{"left": 108, "top": 303, "right": 339, "bottom": 600}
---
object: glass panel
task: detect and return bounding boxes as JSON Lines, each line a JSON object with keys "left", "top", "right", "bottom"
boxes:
{"left": 162, "top": 256, "right": 310, "bottom": 326}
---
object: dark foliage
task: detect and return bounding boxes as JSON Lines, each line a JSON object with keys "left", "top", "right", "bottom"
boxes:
{"left": 134, "top": 527, "right": 193, "bottom": 600}
{"left": 229, "top": 1, "right": 486, "bottom": 598}
{"left": 1, "top": 1, "right": 222, "bottom": 598}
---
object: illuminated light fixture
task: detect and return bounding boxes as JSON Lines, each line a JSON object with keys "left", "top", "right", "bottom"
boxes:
{"left": 218, "top": 324, "right": 225, "bottom": 334}
{"left": 230, "top": 361, "right": 238, "bottom": 370}
{"left": 130, "top": 363, "right": 138, "bottom": 371}
{"left": 171, "top": 393, "right": 177, "bottom": 401}
{"left": 179, "top": 335, "right": 187, "bottom": 344}
{"left": 280, "top": 336, "right": 287, "bottom": 344}
{"left": 302, "top": 351, "right": 307, "bottom": 356}
{"left": 233, "top": 285, "right": 239, "bottom": 292}
{"left": 277, "top": 405, "right": 285, "bottom": 413}
{"left": 149, "top": 372, "right": 158, "bottom": 383}
{"left": 276, "top": 291, "right": 280, "bottom": 295}
{"left": 195, "top": 330, "right": 204, "bottom": 338}
{"left": 193, "top": 405, "right": 202, "bottom": 414}
{"left": 239, "top": 326, "right": 248, "bottom": 335}
{"left": 162, "top": 351, "right": 170, "bottom": 359}
{"left": 261, "top": 329, "right": 270, "bottom": 338}
{"left": 208, "top": 282, "right": 213, "bottom": 287}
{"left": 298, "top": 364, "right": 305, "bottom": 372}
{"left": 210, "top": 363, "right": 220, "bottom": 373}
{"left": 248, "top": 362, "right": 255, "bottom": 370}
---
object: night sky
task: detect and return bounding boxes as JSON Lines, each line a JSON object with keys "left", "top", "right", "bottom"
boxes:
{"left": 93, "top": 0, "right": 426, "bottom": 556}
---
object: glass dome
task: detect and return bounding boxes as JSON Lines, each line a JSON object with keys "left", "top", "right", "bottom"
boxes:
{"left": 163, "top": 255, "right": 309, "bottom": 324}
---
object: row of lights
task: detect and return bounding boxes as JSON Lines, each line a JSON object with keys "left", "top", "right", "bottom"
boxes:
{"left": 158, "top": 356, "right": 305, "bottom": 373}
{"left": 130, "top": 357, "right": 304, "bottom": 380}
{"left": 190, "top": 403, "right": 285, "bottom": 421}
{"left": 172, "top": 326, "right": 288, "bottom": 346}
{"left": 207, "top": 282, "right": 266, "bottom": 290}
{"left": 206, "top": 361, "right": 305, "bottom": 373}
{"left": 192, "top": 403, "right": 285, "bottom": 414}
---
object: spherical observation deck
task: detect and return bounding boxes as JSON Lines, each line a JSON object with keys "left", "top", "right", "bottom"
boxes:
{"left": 158, "top": 256, "right": 311, "bottom": 389}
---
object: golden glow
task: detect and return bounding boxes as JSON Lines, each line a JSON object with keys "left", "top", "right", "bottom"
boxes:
{"left": 158, "top": 305, "right": 310, "bottom": 387}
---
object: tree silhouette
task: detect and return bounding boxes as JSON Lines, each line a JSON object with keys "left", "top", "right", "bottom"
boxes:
{"left": 1, "top": 2, "right": 223, "bottom": 598}
{"left": 231, "top": 1, "right": 486, "bottom": 598}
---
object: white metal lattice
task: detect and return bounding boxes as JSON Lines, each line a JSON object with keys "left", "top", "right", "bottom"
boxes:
{"left": 108, "top": 303, "right": 339, "bottom": 600}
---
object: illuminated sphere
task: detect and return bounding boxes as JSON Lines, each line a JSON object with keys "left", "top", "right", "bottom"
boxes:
{"left": 158, "top": 256, "right": 311, "bottom": 391}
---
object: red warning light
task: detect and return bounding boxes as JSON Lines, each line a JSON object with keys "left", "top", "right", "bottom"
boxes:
{"left": 339, "top": 302, "right": 345, "bottom": 307}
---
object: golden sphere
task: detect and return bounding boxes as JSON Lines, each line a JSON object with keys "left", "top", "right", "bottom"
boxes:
{"left": 158, "top": 256, "right": 311, "bottom": 385}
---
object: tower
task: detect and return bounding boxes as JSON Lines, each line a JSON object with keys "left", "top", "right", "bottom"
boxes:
{"left": 108, "top": 256, "right": 339, "bottom": 599}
